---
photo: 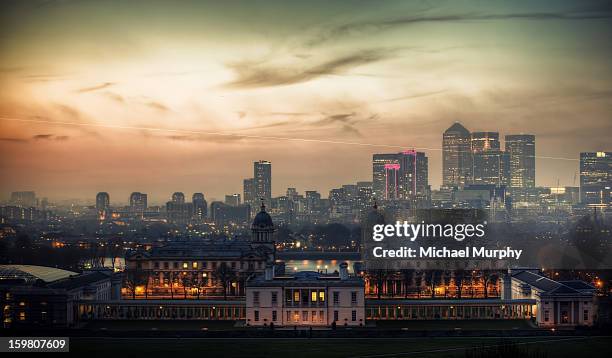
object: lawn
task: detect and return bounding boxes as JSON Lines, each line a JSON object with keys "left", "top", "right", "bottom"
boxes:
{"left": 68, "top": 336, "right": 612, "bottom": 357}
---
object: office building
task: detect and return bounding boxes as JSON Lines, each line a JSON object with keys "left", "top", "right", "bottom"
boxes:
{"left": 442, "top": 122, "right": 473, "bottom": 188}
{"left": 505, "top": 134, "right": 536, "bottom": 189}
{"left": 580, "top": 152, "right": 612, "bottom": 207}
{"left": 254, "top": 161, "right": 272, "bottom": 205}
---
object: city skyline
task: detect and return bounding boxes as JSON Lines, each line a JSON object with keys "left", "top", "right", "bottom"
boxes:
{"left": 1, "top": 1, "right": 612, "bottom": 201}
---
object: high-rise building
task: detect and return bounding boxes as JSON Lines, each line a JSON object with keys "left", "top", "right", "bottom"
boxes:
{"left": 225, "top": 194, "right": 241, "bottom": 206}
{"left": 580, "top": 152, "right": 611, "bottom": 207}
{"left": 442, "top": 122, "right": 472, "bottom": 188}
{"left": 505, "top": 134, "right": 535, "bottom": 189}
{"left": 129, "top": 192, "right": 147, "bottom": 213}
{"left": 372, "top": 153, "right": 400, "bottom": 200}
{"left": 471, "top": 132, "right": 508, "bottom": 186}
{"left": 171, "top": 192, "right": 185, "bottom": 204}
{"left": 95, "top": 192, "right": 110, "bottom": 219}
{"left": 372, "top": 151, "right": 428, "bottom": 202}
{"left": 192, "top": 193, "right": 207, "bottom": 220}
{"left": 10, "top": 191, "right": 36, "bottom": 208}
{"left": 243, "top": 178, "right": 255, "bottom": 205}
{"left": 254, "top": 160, "right": 272, "bottom": 204}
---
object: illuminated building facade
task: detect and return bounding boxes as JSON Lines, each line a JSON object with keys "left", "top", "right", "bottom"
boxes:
{"left": 372, "top": 151, "right": 428, "bottom": 203}
{"left": 254, "top": 160, "right": 272, "bottom": 205}
{"left": 246, "top": 263, "right": 365, "bottom": 327}
{"left": 443, "top": 122, "right": 473, "bottom": 188}
{"left": 580, "top": 152, "right": 612, "bottom": 207}
{"left": 471, "top": 132, "right": 509, "bottom": 187}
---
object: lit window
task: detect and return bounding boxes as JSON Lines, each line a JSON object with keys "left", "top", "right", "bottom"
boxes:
{"left": 182, "top": 262, "right": 188, "bottom": 269}
{"left": 192, "top": 262, "right": 198, "bottom": 269}
{"left": 18, "top": 312, "right": 26, "bottom": 321}
{"left": 294, "top": 291, "right": 300, "bottom": 302}
{"left": 319, "top": 291, "right": 325, "bottom": 302}
{"left": 311, "top": 291, "right": 317, "bottom": 302}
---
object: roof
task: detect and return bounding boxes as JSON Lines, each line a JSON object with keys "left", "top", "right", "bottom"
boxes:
{"left": 128, "top": 240, "right": 269, "bottom": 260}
{"left": 247, "top": 271, "right": 364, "bottom": 288}
{"left": 48, "top": 271, "right": 110, "bottom": 290}
{"left": 0, "top": 265, "right": 77, "bottom": 283}
{"left": 252, "top": 204, "right": 274, "bottom": 228}
{"left": 444, "top": 122, "right": 470, "bottom": 135}
{"left": 511, "top": 270, "right": 594, "bottom": 296}
{"left": 367, "top": 298, "right": 537, "bottom": 305}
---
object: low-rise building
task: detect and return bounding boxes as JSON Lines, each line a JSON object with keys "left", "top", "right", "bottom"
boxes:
{"left": 246, "top": 263, "right": 365, "bottom": 327}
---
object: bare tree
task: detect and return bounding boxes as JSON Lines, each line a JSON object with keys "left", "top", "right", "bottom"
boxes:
{"left": 213, "top": 262, "right": 237, "bottom": 300}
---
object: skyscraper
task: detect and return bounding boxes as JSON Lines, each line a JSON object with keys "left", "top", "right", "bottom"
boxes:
{"left": 254, "top": 160, "right": 272, "bottom": 204}
{"left": 192, "top": 193, "right": 207, "bottom": 220}
{"left": 442, "top": 122, "right": 472, "bottom": 188}
{"left": 243, "top": 178, "right": 255, "bottom": 205}
{"left": 95, "top": 192, "right": 110, "bottom": 212}
{"left": 580, "top": 152, "right": 611, "bottom": 207}
{"left": 225, "top": 194, "right": 241, "bottom": 206}
{"left": 471, "top": 132, "right": 508, "bottom": 186}
{"left": 129, "top": 192, "right": 147, "bottom": 213}
{"left": 10, "top": 191, "right": 36, "bottom": 208}
{"left": 372, "top": 151, "right": 428, "bottom": 202}
{"left": 372, "top": 153, "right": 400, "bottom": 200}
{"left": 505, "top": 134, "right": 535, "bottom": 189}
{"left": 171, "top": 192, "right": 185, "bottom": 204}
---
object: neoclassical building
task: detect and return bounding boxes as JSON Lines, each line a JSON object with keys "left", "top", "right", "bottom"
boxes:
{"left": 125, "top": 203, "right": 276, "bottom": 298}
{"left": 245, "top": 263, "right": 365, "bottom": 327}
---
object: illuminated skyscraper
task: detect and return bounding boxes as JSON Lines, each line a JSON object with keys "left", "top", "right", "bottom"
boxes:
{"left": 580, "top": 152, "right": 612, "bottom": 207}
{"left": 442, "top": 122, "right": 472, "bottom": 187}
{"left": 10, "top": 191, "right": 36, "bottom": 208}
{"left": 243, "top": 178, "right": 255, "bottom": 205}
{"left": 192, "top": 192, "right": 207, "bottom": 220}
{"left": 372, "top": 151, "right": 428, "bottom": 202}
{"left": 471, "top": 132, "right": 508, "bottom": 186}
{"left": 95, "top": 192, "right": 110, "bottom": 218}
{"left": 372, "top": 153, "right": 400, "bottom": 200}
{"left": 225, "top": 194, "right": 241, "bottom": 206}
{"left": 254, "top": 160, "right": 272, "bottom": 204}
{"left": 505, "top": 134, "right": 535, "bottom": 189}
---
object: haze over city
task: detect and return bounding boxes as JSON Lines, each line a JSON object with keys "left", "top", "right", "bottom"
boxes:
{"left": 1, "top": 0, "right": 611, "bottom": 202}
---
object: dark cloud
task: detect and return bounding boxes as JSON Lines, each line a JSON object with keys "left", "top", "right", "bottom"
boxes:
{"left": 32, "top": 134, "right": 69, "bottom": 141}
{"left": 76, "top": 82, "right": 115, "bottom": 93}
{"left": 306, "top": 9, "right": 612, "bottom": 46}
{"left": 224, "top": 48, "right": 399, "bottom": 89}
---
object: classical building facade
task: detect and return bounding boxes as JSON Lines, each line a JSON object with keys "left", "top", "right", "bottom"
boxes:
{"left": 245, "top": 263, "right": 365, "bottom": 327}
{"left": 125, "top": 203, "right": 276, "bottom": 298}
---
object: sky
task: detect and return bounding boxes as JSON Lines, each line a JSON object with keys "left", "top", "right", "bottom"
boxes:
{"left": 1, "top": 0, "right": 611, "bottom": 204}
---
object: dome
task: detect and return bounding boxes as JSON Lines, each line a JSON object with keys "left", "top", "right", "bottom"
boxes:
{"left": 252, "top": 203, "right": 274, "bottom": 228}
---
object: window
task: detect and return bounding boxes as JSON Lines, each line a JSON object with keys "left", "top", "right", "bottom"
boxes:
{"left": 584, "top": 310, "right": 589, "bottom": 321}
{"left": 254, "top": 310, "right": 259, "bottom": 322}
{"left": 272, "top": 310, "right": 277, "bottom": 322}
{"left": 286, "top": 311, "right": 292, "bottom": 322}
{"left": 544, "top": 310, "right": 549, "bottom": 322}
{"left": 182, "top": 262, "right": 188, "bottom": 269}
{"left": 202, "top": 262, "right": 207, "bottom": 269}
{"left": 302, "top": 290, "right": 309, "bottom": 305}
{"left": 319, "top": 290, "right": 325, "bottom": 302}
{"left": 294, "top": 291, "right": 300, "bottom": 303}
{"left": 333, "top": 310, "right": 339, "bottom": 322}
{"left": 319, "top": 311, "right": 325, "bottom": 322}
{"left": 231, "top": 262, "right": 236, "bottom": 269}
{"left": 271, "top": 292, "right": 278, "bottom": 305}
{"left": 352, "top": 310, "right": 357, "bottom": 321}
{"left": 311, "top": 311, "right": 317, "bottom": 322}
{"left": 154, "top": 262, "right": 159, "bottom": 269}
{"left": 333, "top": 292, "right": 339, "bottom": 305}
{"left": 351, "top": 291, "right": 357, "bottom": 305}
{"left": 173, "top": 262, "right": 178, "bottom": 269}
{"left": 192, "top": 262, "right": 198, "bottom": 269}
{"left": 18, "top": 312, "right": 26, "bottom": 321}
{"left": 212, "top": 262, "right": 217, "bottom": 269}
{"left": 253, "top": 291, "right": 260, "bottom": 305}
{"left": 311, "top": 291, "right": 317, "bottom": 303}
{"left": 302, "top": 311, "right": 308, "bottom": 321}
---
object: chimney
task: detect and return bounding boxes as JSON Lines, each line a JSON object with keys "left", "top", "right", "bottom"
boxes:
{"left": 339, "top": 262, "right": 349, "bottom": 280}
{"left": 264, "top": 263, "right": 274, "bottom": 281}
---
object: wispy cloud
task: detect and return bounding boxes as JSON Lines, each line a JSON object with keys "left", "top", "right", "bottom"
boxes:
{"left": 32, "top": 133, "right": 69, "bottom": 141}
{"left": 306, "top": 9, "right": 612, "bottom": 46}
{"left": 224, "top": 48, "right": 400, "bottom": 89}
{"left": 76, "top": 82, "right": 115, "bottom": 93}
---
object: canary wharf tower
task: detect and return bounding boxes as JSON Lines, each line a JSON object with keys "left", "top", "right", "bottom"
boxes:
{"left": 442, "top": 122, "right": 473, "bottom": 188}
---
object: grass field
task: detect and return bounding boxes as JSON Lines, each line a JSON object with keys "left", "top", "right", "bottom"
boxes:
{"left": 69, "top": 336, "right": 612, "bottom": 357}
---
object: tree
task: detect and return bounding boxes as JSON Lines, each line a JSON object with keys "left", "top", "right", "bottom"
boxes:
{"left": 180, "top": 273, "right": 191, "bottom": 299}
{"left": 124, "top": 267, "right": 145, "bottom": 299}
{"left": 400, "top": 269, "right": 414, "bottom": 298}
{"left": 424, "top": 270, "right": 442, "bottom": 298}
{"left": 453, "top": 270, "right": 466, "bottom": 299}
{"left": 106, "top": 238, "right": 123, "bottom": 271}
{"left": 213, "top": 262, "right": 237, "bottom": 300}
{"left": 366, "top": 270, "right": 389, "bottom": 299}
